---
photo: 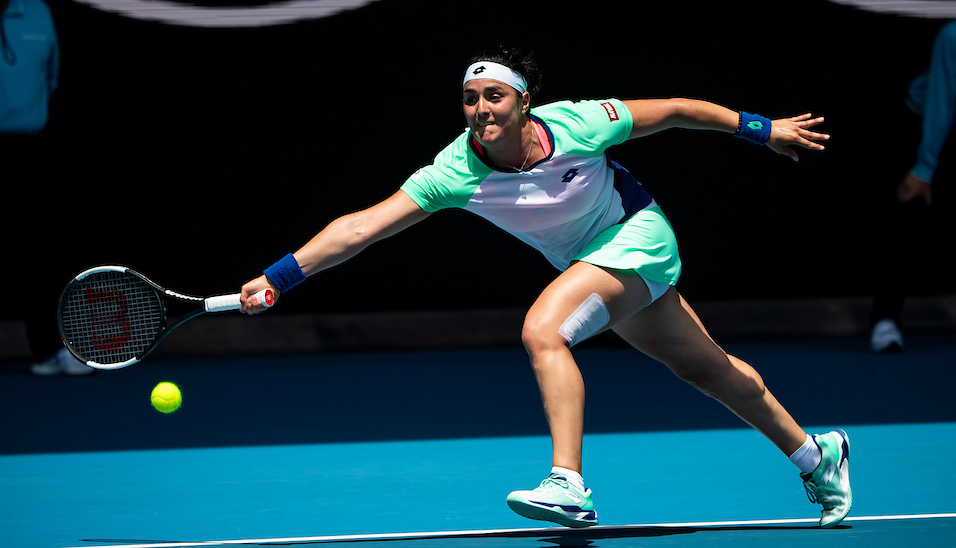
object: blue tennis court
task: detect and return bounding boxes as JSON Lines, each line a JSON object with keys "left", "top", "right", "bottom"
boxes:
{"left": 3, "top": 333, "right": 955, "bottom": 547}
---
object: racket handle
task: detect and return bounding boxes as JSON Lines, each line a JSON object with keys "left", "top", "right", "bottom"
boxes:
{"left": 204, "top": 288, "right": 275, "bottom": 313}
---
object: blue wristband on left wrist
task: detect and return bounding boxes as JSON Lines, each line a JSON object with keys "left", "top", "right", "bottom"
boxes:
{"left": 736, "top": 112, "right": 772, "bottom": 145}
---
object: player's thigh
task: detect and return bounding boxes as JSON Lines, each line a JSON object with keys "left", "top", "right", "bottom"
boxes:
{"left": 612, "top": 289, "right": 729, "bottom": 377}
{"left": 523, "top": 261, "right": 652, "bottom": 346}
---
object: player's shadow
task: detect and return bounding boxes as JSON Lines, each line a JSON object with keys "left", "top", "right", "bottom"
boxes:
{"left": 503, "top": 524, "right": 850, "bottom": 547}
{"left": 82, "top": 524, "right": 853, "bottom": 547}
{"left": 257, "top": 525, "right": 850, "bottom": 546}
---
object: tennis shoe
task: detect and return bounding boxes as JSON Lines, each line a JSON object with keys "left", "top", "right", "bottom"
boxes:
{"left": 802, "top": 429, "right": 852, "bottom": 528}
{"left": 870, "top": 319, "right": 904, "bottom": 353}
{"left": 30, "top": 347, "right": 94, "bottom": 376}
{"left": 506, "top": 473, "right": 598, "bottom": 528}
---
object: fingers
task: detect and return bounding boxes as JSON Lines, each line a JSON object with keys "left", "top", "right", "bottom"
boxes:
{"left": 787, "top": 113, "right": 826, "bottom": 128}
{"left": 797, "top": 132, "right": 829, "bottom": 150}
{"left": 790, "top": 112, "right": 822, "bottom": 124}
{"left": 792, "top": 114, "right": 830, "bottom": 146}
{"left": 242, "top": 296, "right": 265, "bottom": 314}
{"left": 239, "top": 277, "right": 278, "bottom": 315}
{"left": 239, "top": 293, "right": 261, "bottom": 315}
{"left": 768, "top": 114, "right": 830, "bottom": 161}
{"left": 787, "top": 113, "right": 828, "bottom": 133}
{"left": 241, "top": 297, "right": 270, "bottom": 315}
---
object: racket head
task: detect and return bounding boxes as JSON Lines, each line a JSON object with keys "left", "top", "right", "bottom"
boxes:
{"left": 57, "top": 266, "right": 167, "bottom": 370}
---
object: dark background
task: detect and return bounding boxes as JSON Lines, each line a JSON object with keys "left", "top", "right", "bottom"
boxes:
{"left": 11, "top": 0, "right": 953, "bottom": 319}
{"left": 3, "top": 1, "right": 956, "bottom": 457}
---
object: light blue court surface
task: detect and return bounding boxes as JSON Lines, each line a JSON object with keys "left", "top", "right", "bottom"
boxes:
{"left": 3, "top": 335, "right": 956, "bottom": 547}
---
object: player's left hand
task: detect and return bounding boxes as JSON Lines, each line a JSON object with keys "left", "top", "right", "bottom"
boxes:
{"left": 240, "top": 276, "right": 279, "bottom": 314}
{"left": 766, "top": 113, "right": 829, "bottom": 162}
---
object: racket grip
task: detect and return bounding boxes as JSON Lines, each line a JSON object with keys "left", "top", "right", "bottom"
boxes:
{"left": 205, "top": 288, "right": 275, "bottom": 313}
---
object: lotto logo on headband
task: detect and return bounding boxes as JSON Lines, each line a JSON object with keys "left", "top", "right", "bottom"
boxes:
{"left": 463, "top": 61, "right": 527, "bottom": 94}
{"left": 601, "top": 102, "right": 619, "bottom": 122}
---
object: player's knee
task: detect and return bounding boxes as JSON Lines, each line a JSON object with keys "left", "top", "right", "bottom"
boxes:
{"left": 521, "top": 314, "right": 568, "bottom": 357}
{"left": 525, "top": 292, "right": 611, "bottom": 354}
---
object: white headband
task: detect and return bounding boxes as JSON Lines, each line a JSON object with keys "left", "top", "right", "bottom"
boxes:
{"left": 463, "top": 61, "right": 528, "bottom": 94}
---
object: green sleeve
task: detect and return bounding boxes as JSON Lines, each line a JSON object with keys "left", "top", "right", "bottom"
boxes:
{"left": 534, "top": 99, "right": 633, "bottom": 156}
{"left": 399, "top": 132, "right": 488, "bottom": 212}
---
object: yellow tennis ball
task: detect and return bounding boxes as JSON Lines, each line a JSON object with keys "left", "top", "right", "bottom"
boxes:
{"left": 151, "top": 382, "right": 182, "bottom": 414}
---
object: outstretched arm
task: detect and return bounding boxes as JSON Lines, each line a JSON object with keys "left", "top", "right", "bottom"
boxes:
{"left": 623, "top": 98, "right": 829, "bottom": 161}
{"left": 240, "top": 190, "right": 430, "bottom": 313}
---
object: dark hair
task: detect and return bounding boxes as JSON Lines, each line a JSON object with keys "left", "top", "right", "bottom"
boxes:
{"left": 467, "top": 46, "right": 542, "bottom": 99}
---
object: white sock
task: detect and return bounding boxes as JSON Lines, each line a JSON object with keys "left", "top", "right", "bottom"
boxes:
{"left": 551, "top": 466, "right": 586, "bottom": 492}
{"left": 789, "top": 434, "right": 822, "bottom": 474}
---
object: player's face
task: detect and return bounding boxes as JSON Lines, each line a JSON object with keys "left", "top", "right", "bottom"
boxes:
{"left": 462, "top": 79, "right": 529, "bottom": 146}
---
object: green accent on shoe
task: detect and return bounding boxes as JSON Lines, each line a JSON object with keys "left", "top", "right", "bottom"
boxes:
{"left": 506, "top": 474, "right": 598, "bottom": 528}
{"left": 802, "top": 429, "right": 852, "bottom": 528}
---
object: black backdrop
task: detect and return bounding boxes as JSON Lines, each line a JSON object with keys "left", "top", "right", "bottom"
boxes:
{"left": 22, "top": 0, "right": 951, "bottom": 318}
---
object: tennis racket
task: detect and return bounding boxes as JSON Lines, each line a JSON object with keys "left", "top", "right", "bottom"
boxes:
{"left": 57, "top": 265, "right": 273, "bottom": 370}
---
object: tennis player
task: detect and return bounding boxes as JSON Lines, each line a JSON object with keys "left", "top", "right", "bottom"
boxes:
{"left": 240, "top": 47, "right": 850, "bottom": 529}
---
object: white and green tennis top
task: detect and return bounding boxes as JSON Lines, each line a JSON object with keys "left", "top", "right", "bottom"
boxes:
{"left": 401, "top": 99, "right": 678, "bottom": 281}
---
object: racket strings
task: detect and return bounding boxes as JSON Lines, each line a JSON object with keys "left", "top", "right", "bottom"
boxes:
{"left": 60, "top": 271, "right": 164, "bottom": 364}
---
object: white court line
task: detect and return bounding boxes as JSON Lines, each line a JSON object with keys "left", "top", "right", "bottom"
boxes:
{"left": 66, "top": 513, "right": 956, "bottom": 548}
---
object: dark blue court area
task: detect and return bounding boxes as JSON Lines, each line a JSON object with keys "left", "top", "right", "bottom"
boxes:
{"left": 3, "top": 333, "right": 955, "bottom": 547}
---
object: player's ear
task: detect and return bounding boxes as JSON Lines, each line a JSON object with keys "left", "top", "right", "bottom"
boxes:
{"left": 520, "top": 91, "right": 531, "bottom": 115}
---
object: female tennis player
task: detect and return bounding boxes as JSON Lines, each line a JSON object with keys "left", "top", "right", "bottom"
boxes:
{"left": 239, "top": 47, "right": 850, "bottom": 529}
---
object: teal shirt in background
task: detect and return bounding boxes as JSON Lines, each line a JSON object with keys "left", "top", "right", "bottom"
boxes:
{"left": 0, "top": 0, "right": 59, "bottom": 134}
{"left": 908, "top": 20, "right": 956, "bottom": 184}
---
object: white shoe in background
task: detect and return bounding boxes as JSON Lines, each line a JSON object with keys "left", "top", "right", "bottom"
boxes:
{"left": 30, "top": 347, "right": 95, "bottom": 376}
{"left": 870, "top": 319, "right": 904, "bottom": 353}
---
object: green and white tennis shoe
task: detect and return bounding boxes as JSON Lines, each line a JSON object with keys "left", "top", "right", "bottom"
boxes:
{"left": 802, "top": 429, "right": 852, "bottom": 528}
{"left": 506, "top": 473, "right": 598, "bottom": 528}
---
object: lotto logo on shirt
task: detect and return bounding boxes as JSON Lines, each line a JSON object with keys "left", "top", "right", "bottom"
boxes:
{"left": 601, "top": 102, "right": 619, "bottom": 121}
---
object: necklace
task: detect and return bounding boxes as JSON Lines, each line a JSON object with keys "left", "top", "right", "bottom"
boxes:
{"left": 500, "top": 124, "right": 536, "bottom": 172}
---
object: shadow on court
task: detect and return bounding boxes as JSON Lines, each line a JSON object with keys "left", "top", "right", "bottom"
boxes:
{"left": 463, "top": 525, "right": 843, "bottom": 547}
{"left": 72, "top": 525, "right": 843, "bottom": 548}
{"left": 171, "top": 518, "right": 956, "bottom": 547}
{"left": 2, "top": 334, "right": 955, "bottom": 455}
{"left": 115, "top": 520, "right": 956, "bottom": 548}
{"left": 407, "top": 524, "right": 833, "bottom": 545}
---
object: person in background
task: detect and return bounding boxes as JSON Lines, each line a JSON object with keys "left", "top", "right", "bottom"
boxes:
{"left": 870, "top": 20, "right": 956, "bottom": 353}
{"left": 1, "top": 0, "right": 90, "bottom": 374}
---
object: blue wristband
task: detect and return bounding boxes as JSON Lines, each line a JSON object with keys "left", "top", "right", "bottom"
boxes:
{"left": 736, "top": 112, "right": 772, "bottom": 145}
{"left": 263, "top": 253, "right": 306, "bottom": 293}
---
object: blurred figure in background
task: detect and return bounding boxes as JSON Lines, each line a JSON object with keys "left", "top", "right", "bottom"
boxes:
{"left": 870, "top": 20, "right": 956, "bottom": 353}
{"left": 1, "top": 0, "right": 90, "bottom": 374}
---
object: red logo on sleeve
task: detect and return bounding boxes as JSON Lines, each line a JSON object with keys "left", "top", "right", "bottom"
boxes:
{"left": 601, "top": 102, "right": 619, "bottom": 121}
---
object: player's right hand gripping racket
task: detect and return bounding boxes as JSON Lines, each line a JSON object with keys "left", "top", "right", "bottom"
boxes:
{"left": 58, "top": 265, "right": 273, "bottom": 370}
